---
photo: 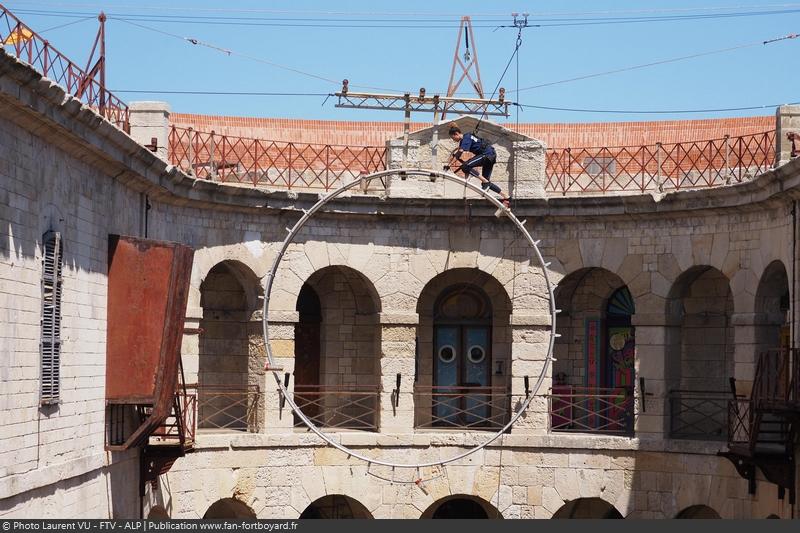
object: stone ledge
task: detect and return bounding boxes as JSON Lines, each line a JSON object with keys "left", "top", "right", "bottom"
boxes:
{"left": 191, "top": 430, "right": 723, "bottom": 456}
{"left": 0, "top": 450, "right": 137, "bottom": 501}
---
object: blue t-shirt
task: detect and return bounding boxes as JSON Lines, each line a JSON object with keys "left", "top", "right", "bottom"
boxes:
{"left": 459, "top": 133, "right": 495, "bottom": 157}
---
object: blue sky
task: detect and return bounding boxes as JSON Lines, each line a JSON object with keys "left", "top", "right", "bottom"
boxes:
{"left": 5, "top": 1, "right": 800, "bottom": 123}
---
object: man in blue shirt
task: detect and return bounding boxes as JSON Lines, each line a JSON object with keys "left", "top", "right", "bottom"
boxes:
{"left": 447, "top": 126, "right": 510, "bottom": 207}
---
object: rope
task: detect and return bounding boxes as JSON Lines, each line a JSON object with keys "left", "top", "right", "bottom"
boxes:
{"left": 473, "top": 26, "right": 523, "bottom": 137}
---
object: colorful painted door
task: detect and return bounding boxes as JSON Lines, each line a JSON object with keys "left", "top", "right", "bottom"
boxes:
{"left": 433, "top": 325, "right": 491, "bottom": 426}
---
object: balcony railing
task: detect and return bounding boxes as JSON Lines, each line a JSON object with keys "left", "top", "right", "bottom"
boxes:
{"left": 293, "top": 385, "right": 379, "bottom": 431}
{"left": 669, "top": 389, "right": 730, "bottom": 441}
{"left": 413, "top": 386, "right": 511, "bottom": 430}
{"left": 0, "top": 5, "right": 129, "bottom": 131}
{"left": 549, "top": 386, "right": 634, "bottom": 435}
{"left": 546, "top": 130, "right": 775, "bottom": 195}
{"left": 168, "top": 126, "right": 386, "bottom": 190}
{"left": 190, "top": 383, "right": 261, "bottom": 432}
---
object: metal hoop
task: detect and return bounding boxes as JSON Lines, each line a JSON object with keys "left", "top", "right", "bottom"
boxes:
{"left": 262, "top": 168, "right": 556, "bottom": 469}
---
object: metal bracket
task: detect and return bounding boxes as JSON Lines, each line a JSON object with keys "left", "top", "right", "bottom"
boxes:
{"left": 393, "top": 373, "right": 402, "bottom": 408}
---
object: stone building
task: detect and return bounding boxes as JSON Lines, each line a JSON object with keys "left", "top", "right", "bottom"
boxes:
{"left": 1, "top": 37, "right": 799, "bottom": 520}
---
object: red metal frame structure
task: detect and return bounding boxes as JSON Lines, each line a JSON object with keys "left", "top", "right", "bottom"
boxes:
{"left": 546, "top": 130, "right": 775, "bottom": 195}
{"left": 168, "top": 126, "right": 386, "bottom": 189}
{"left": 292, "top": 385, "right": 380, "bottom": 431}
{"left": 548, "top": 386, "right": 634, "bottom": 435}
{"left": 168, "top": 126, "right": 776, "bottom": 194}
{"left": 413, "top": 385, "right": 512, "bottom": 430}
{"left": 0, "top": 4, "right": 129, "bottom": 131}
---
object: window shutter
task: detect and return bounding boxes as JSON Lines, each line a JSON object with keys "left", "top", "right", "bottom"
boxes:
{"left": 40, "top": 231, "right": 63, "bottom": 405}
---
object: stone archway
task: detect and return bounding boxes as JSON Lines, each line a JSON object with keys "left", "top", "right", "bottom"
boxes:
{"left": 420, "top": 494, "right": 501, "bottom": 519}
{"left": 552, "top": 268, "right": 635, "bottom": 434}
{"left": 294, "top": 266, "right": 382, "bottom": 430}
{"left": 198, "top": 260, "right": 264, "bottom": 432}
{"left": 415, "top": 269, "right": 512, "bottom": 430}
{"left": 203, "top": 498, "right": 257, "bottom": 519}
{"left": 299, "top": 495, "right": 372, "bottom": 519}
{"left": 675, "top": 505, "right": 720, "bottom": 519}
{"left": 755, "top": 260, "right": 790, "bottom": 353}
{"left": 665, "top": 266, "right": 734, "bottom": 440}
{"left": 552, "top": 497, "right": 623, "bottom": 518}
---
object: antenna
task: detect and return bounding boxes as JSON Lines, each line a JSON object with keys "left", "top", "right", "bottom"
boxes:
{"left": 443, "top": 16, "right": 484, "bottom": 119}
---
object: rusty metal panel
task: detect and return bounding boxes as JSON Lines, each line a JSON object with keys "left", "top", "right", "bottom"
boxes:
{"left": 106, "top": 235, "right": 194, "bottom": 403}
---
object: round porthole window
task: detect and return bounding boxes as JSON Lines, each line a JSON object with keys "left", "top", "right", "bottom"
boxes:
{"left": 438, "top": 345, "right": 456, "bottom": 363}
{"left": 467, "top": 345, "right": 486, "bottom": 364}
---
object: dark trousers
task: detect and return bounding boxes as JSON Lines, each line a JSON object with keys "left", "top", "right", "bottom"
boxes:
{"left": 460, "top": 153, "right": 501, "bottom": 193}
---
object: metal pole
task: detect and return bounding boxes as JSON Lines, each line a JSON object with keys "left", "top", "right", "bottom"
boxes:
{"left": 187, "top": 127, "right": 194, "bottom": 176}
{"left": 724, "top": 134, "right": 731, "bottom": 184}
{"left": 98, "top": 12, "right": 106, "bottom": 115}
{"left": 209, "top": 130, "right": 216, "bottom": 180}
{"left": 656, "top": 142, "right": 664, "bottom": 192}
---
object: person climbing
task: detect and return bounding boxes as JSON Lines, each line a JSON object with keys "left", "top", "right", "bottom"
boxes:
{"left": 446, "top": 125, "right": 510, "bottom": 207}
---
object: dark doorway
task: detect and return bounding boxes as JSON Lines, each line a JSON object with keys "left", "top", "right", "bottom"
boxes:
{"left": 294, "top": 283, "right": 321, "bottom": 423}
{"left": 300, "top": 495, "right": 372, "bottom": 519}
{"left": 431, "top": 498, "right": 489, "bottom": 519}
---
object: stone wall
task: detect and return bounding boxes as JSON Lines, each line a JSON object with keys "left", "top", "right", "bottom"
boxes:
{"left": 2, "top": 47, "right": 800, "bottom": 519}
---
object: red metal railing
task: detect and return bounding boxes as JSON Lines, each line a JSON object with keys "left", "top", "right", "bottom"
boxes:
{"left": 549, "top": 386, "right": 634, "bottom": 435}
{"left": 168, "top": 126, "right": 386, "bottom": 190}
{"left": 0, "top": 5, "right": 129, "bottom": 131}
{"left": 546, "top": 130, "right": 775, "bottom": 194}
{"left": 413, "top": 386, "right": 511, "bottom": 430}
{"left": 292, "top": 385, "right": 379, "bottom": 431}
{"left": 190, "top": 383, "right": 261, "bottom": 432}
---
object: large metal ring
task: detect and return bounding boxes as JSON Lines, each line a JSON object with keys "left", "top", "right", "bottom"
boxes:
{"left": 262, "top": 168, "right": 556, "bottom": 468}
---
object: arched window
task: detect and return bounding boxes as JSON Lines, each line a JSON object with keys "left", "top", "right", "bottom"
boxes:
{"left": 605, "top": 286, "right": 635, "bottom": 390}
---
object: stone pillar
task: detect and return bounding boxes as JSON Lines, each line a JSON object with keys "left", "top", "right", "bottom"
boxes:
{"left": 128, "top": 101, "right": 171, "bottom": 161}
{"left": 732, "top": 312, "right": 759, "bottom": 394}
{"left": 631, "top": 313, "right": 671, "bottom": 439}
{"left": 511, "top": 140, "right": 547, "bottom": 199}
{"left": 264, "top": 311, "right": 298, "bottom": 433}
{"left": 378, "top": 313, "right": 418, "bottom": 433}
{"left": 385, "top": 139, "right": 442, "bottom": 198}
{"left": 509, "top": 314, "right": 551, "bottom": 434}
{"left": 776, "top": 104, "right": 800, "bottom": 166}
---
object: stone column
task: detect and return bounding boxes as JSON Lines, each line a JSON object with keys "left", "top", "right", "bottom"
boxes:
{"left": 511, "top": 140, "right": 547, "bottom": 199}
{"left": 378, "top": 313, "right": 418, "bottom": 433}
{"left": 128, "top": 101, "right": 171, "bottom": 161}
{"left": 509, "top": 314, "right": 551, "bottom": 434}
{"left": 631, "top": 313, "right": 671, "bottom": 439}
{"left": 264, "top": 311, "right": 298, "bottom": 433}
{"left": 776, "top": 104, "right": 800, "bottom": 166}
{"left": 731, "top": 312, "right": 759, "bottom": 394}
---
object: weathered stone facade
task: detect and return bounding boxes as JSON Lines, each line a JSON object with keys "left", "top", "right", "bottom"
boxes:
{"left": 1, "top": 48, "right": 798, "bottom": 519}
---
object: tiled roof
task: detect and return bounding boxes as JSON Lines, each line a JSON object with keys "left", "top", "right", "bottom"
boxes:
{"left": 170, "top": 113, "right": 774, "bottom": 149}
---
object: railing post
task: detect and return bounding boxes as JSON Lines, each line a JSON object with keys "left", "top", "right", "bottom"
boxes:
{"left": 724, "top": 134, "right": 731, "bottom": 184}
{"left": 656, "top": 142, "right": 664, "bottom": 192}
{"left": 565, "top": 147, "right": 572, "bottom": 194}
{"left": 209, "top": 130, "right": 216, "bottom": 180}
{"left": 187, "top": 127, "right": 194, "bottom": 176}
{"left": 287, "top": 143, "right": 293, "bottom": 189}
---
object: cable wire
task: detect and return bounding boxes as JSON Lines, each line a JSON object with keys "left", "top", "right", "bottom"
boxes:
{"left": 512, "top": 32, "right": 799, "bottom": 93}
